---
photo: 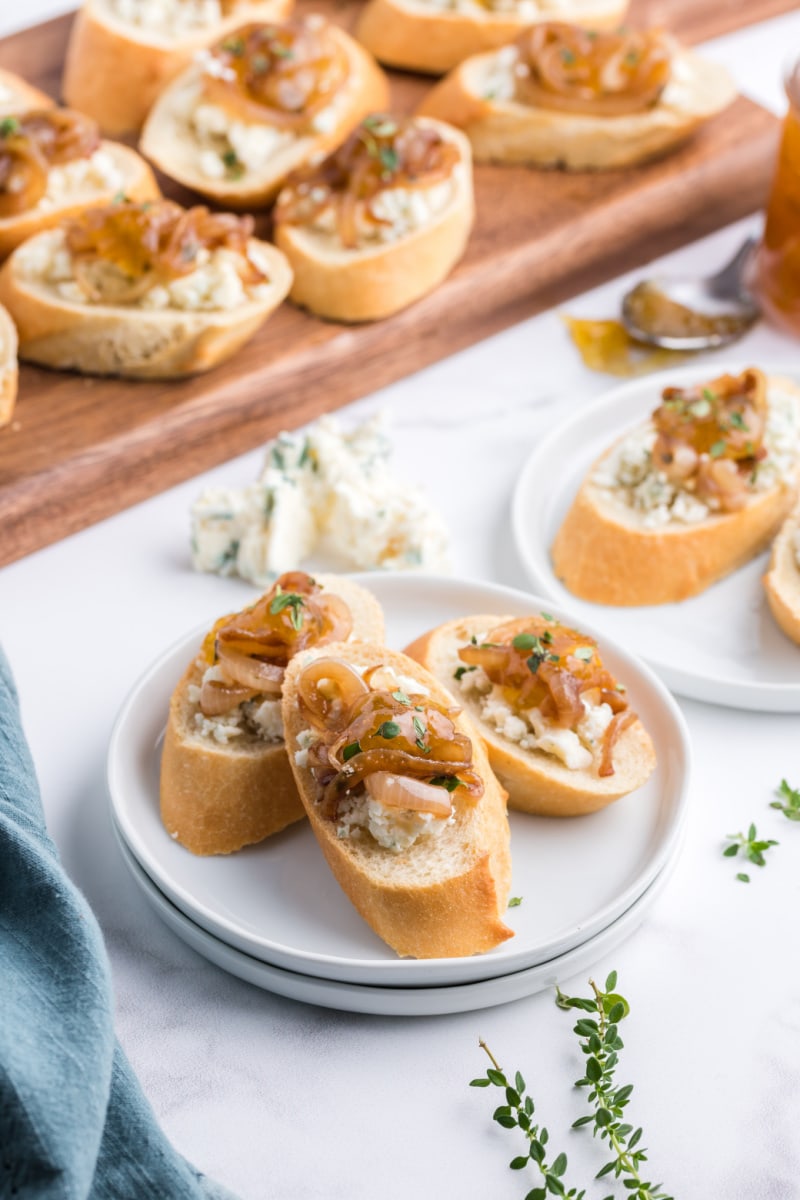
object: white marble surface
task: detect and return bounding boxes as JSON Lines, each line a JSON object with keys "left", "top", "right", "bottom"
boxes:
{"left": 3, "top": 6, "right": 800, "bottom": 1199}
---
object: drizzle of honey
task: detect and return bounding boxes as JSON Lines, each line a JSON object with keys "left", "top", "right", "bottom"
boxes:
{"left": 561, "top": 316, "right": 690, "bottom": 377}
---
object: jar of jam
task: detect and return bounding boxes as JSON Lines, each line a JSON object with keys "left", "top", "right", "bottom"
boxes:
{"left": 753, "top": 60, "right": 800, "bottom": 335}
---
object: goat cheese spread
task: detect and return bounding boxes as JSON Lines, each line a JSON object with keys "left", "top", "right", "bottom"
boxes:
{"left": 310, "top": 177, "right": 456, "bottom": 246}
{"left": 592, "top": 386, "right": 800, "bottom": 529}
{"left": 191, "top": 413, "right": 451, "bottom": 580}
{"left": 18, "top": 231, "right": 274, "bottom": 312}
{"left": 459, "top": 665, "right": 611, "bottom": 770}
{"left": 106, "top": 0, "right": 224, "bottom": 36}
{"left": 188, "top": 668, "right": 284, "bottom": 744}
{"left": 13, "top": 149, "right": 125, "bottom": 213}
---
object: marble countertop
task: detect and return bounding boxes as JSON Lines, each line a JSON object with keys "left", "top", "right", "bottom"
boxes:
{"left": 3, "top": 6, "right": 800, "bottom": 1198}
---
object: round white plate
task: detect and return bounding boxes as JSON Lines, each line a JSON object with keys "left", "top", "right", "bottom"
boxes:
{"left": 115, "top": 825, "right": 679, "bottom": 1016}
{"left": 512, "top": 363, "right": 800, "bottom": 712}
{"left": 108, "top": 573, "right": 690, "bottom": 988}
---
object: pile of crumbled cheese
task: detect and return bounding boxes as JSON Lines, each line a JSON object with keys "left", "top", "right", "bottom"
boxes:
{"left": 108, "top": 0, "right": 222, "bottom": 36}
{"left": 190, "top": 413, "right": 451, "bottom": 581}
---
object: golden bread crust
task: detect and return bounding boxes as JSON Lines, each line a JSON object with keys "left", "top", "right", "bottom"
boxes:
{"left": 0, "top": 69, "right": 55, "bottom": 115}
{"left": 282, "top": 640, "right": 513, "bottom": 958}
{"left": 405, "top": 615, "right": 656, "bottom": 817}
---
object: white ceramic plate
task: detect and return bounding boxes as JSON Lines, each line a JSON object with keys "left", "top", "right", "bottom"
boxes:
{"left": 512, "top": 363, "right": 800, "bottom": 712}
{"left": 114, "top": 825, "right": 680, "bottom": 1016}
{"left": 107, "top": 573, "right": 690, "bottom": 988}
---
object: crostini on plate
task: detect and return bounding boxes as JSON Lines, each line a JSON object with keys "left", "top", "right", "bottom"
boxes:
{"left": 764, "top": 503, "right": 800, "bottom": 646}
{"left": 63, "top": 0, "right": 293, "bottom": 136}
{"left": 0, "top": 109, "right": 159, "bottom": 260}
{"left": 160, "top": 572, "right": 385, "bottom": 855}
{"left": 0, "top": 302, "right": 18, "bottom": 428}
{"left": 355, "top": 0, "right": 628, "bottom": 76}
{"left": 552, "top": 368, "right": 800, "bottom": 605}
{"left": 282, "top": 641, "right": 513, "bottom": 958}
{"left": 0, "top": 70, "right": 54, "bottom": 117}
{"left": 0, "top": 197, "right": 293, "bottom": 378}
{"left": 418, "top": 22, "right": 737, "bottom": 168}
{"left": 273, "top": 114, "right": 474, "bottom": 322}
{"left": 406, "top": 612, "right": 655, "bottom": 816}
{"left": 140, "top": 16, "right": 390, "bottom": 209}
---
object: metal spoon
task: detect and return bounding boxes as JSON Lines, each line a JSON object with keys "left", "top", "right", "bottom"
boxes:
{"left": 621, "top": 237, "right": 760, "bottom": 350}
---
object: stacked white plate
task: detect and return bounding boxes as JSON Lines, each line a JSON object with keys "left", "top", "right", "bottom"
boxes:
{"left": 108, "top": 574, "right": 691, "bottom": 1016}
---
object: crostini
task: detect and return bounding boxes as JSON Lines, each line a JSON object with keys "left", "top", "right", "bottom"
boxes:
{"left": 764, "top": 503, "right": 800, "bottom": 646}
{"left": 552, "top": 369, "right": 800, "bottom": 606}
{"left": 273, "top": 114, "right": 474, "bottom": 322}
{"left": 418, "top": 23, "right": 736, "bottom": 168}
{"left": 140, "top": 17, "right": 389, "bottom": 209}
{"left": 355, "top": 0, "right": 628, "bottom": 76}
{"left": 282, "top": 641, "right": 513, "bottom": 958}
{"left": 0, "top": 302, "right": 18, "bottom": 428}
{"left": 0, "top": 70, "right": 54, "bottom": 117}
{"left": 160, "top": 572, "right": 385, "bottom": 856}
{"left": 406, "top": 613, "right": 655, "bottom": 816}
{"left": 0, "top": 197, "right": 293, "bottom": 378}
{"left": 0, "top": 109, "right": 159, "bottom": 260}
{"left": 63, "top": 0, "right": 293, "bottom": 137}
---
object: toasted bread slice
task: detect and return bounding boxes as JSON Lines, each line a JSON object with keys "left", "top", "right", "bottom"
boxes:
{"left": 274, "top": 118, "right": 474, "bottom": 322}
{"left": 418, "top": 45, "right": 736, "bottom": 168}
{"left": 0, "top": 70, "right": 54, "bottom": 116}
{"left": 160, "top": 576, "right": 386, "bottom": 856}
{"left": 764, "top": 504, "right": 800, "bottom": 646}
{"left": 62, "top": 0, "right": 292, "bottom": 136}
{"left": 0, "top": 302, "right": 18, "bottom": 428}
{"left": 552, "top": 376, "right": 800, "bottom": 606}
{"left": 0, "top": 229, "right": 292, "bottom": 379}
{"left": 0, "top": 141, "right": 159, "bottom": 262}
{"left": 406, "top": 614, "right": 656, "bottom": 817}
{"left": 282, "top": 640, "right": 513, "bottom": 958}
{"left": 140, "top": 24, "right": 390, "bottom": 209}
{"left": 355, "top": 0, "right": 627, "bottom": 76}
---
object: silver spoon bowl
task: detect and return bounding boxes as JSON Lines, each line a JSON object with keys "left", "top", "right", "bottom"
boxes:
{"left": 621, "top": 237, "right": 761, "bottom": 351}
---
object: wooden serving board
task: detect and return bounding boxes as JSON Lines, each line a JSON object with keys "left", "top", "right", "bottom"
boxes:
{"left": 0, "top": 4, "right": 784, "bottom": 567}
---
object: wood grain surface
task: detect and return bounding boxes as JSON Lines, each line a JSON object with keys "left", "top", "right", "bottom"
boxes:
{"left": 0, "top": 3, "right": 784, "bottom": 567}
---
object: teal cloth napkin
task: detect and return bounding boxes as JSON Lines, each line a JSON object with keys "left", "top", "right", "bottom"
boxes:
{"left": 0, "top": 647, "right": 240, "bottom": 1200}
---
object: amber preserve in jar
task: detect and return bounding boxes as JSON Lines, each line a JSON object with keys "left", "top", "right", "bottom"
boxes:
{"left": 754, "top": 60, "right": 800, "bottom": 334}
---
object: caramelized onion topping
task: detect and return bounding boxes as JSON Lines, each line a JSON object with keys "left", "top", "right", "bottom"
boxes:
{"left": 459, "top": 617, "right": 634, "bottom": 776}
{"left": 203, "top": 19, "right": 348, "bottom": 126}
{"left": 652, "top": 368, "right": 768, "bottom": 512}
{"left": 297, "top": 657, "right": 484, "bottom": 819}
{"left": 63, "top": 198, "right": 266, "bottom": 304}
{"left": 0, "top": 109, "right": 101, "bottom": 218}
{"left": 198, "top": 572, "right": 353, "bottom": 716}
{"left": 513, "top": 23, "right": 672, "bottom": 117}
{"left": 275, "top": 115, "right": 460, "bottom": 249}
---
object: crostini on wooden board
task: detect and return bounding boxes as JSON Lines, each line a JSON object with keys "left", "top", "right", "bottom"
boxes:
{"left": 418, "top": 22, "right": 737, "bottom": 168}
{"left": 140, "top": 16, "right": 390, "bottom": 209}
{"left": 274, "top": 114, "right": 474, "bottom": 321}
{"left": 63, "top": 0, "right": 294, "bottom": 136}
{"left": 0, "top": 197, "right": 293, "bottom": 378}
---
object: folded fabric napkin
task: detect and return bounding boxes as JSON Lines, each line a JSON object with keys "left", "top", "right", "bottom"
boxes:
{"left": 0, "top": 647, "right": 240, "bottom": 1200}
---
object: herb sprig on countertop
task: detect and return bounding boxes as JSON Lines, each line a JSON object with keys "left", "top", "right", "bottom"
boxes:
{"left": 771, "top": 778, "right": 800, "bottom": 822}
{"left": 722, "top": 824, "right": 779, "bottom": 882}
{"left": 556, "top": 973, "right": 672, "bottom": 1200}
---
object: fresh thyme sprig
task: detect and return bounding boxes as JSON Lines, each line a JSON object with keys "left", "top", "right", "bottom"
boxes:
{"left": 556, "top": 972, "right": 672, "bottom": 1200}
{"left": 722, "top": 823, "right": 779, "bottom": 882}
{"left": 771, "top": 779, "right": 800, "bottom": 822}
{"left": 470, "top": 1041, "right": 584, "bottom": 1199}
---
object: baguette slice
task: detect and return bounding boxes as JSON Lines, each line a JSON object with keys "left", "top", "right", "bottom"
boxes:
{"left": 0, "top": 70, "right": 54, "bottom": 116}
{"left": 0, "top": 302, "right": 18, "bottom": 428}
{"left": 62, "top": 0, "right": 292, "bottom": 136}
{"left": 418, "top": 45, "right": 736, "bottom": 168}
{"left": 140, "top": 24, "right": 390, "bottom": 210}
{"left": 274, "top": 118, "right": 474, "bottom": 322}
{"left": 406, "top": 615, "right": 656, "bottom": 817}
{"left": 0, "top": 229, "right": 292, "bottom": 379}
{"left": 160, "top": 576, "right": 386, "bottom": 856}
{"left": 764, "top": 504, "right": 800, "bottom": 646}
{"left": 0, "top": 141, "right": 159, "bottom": 262}
{"left": 552, "top": 376, "right": 800, "bottom": 606}
{"left": 282, "top": 641, "right": 513, "bottom": 958}
{"left": 355, "top": 0, "right": 627, "bottom": 76}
